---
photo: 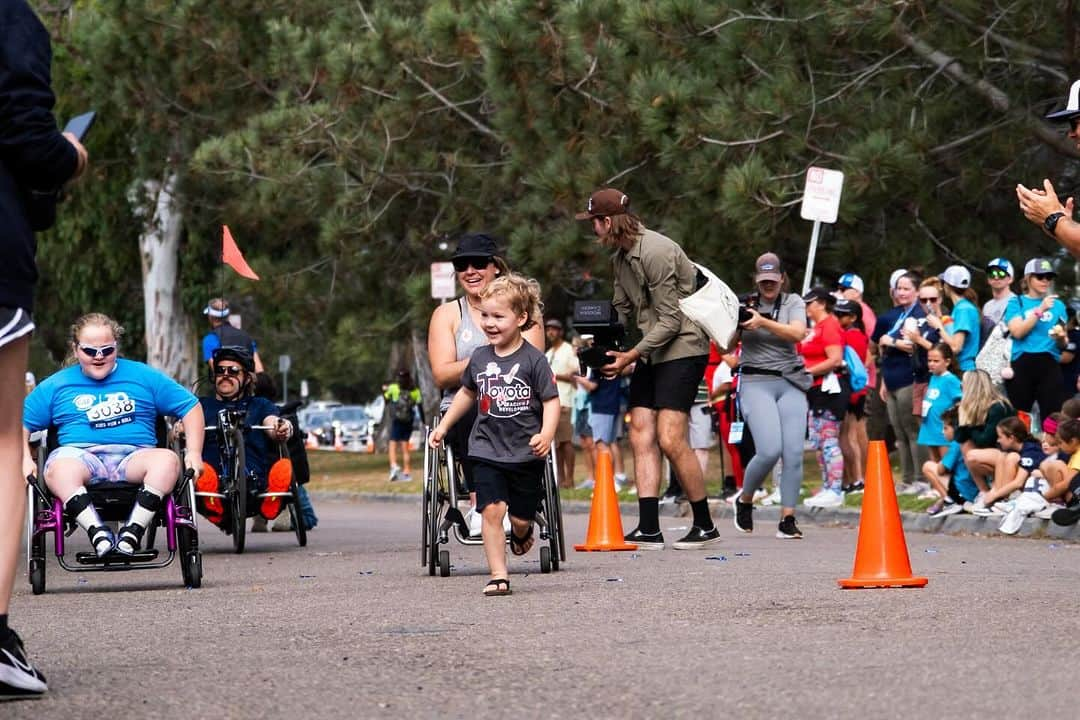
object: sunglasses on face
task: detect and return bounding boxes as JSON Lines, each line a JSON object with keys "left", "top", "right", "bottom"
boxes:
{"left": 987, "top": 269, "right": 1010, "bottom": 280}
{"left": 214, "top": 365, "right": 244, "bottom": 377}
{"left": 1032, "top": 273, "right": 1056, "bottom": 281}
{"left": 452, "top": 256, "right": 493, "bottom": 273}
{"left": 919, "top": 297, "right": 940, "bottom": 304}
{"left": 78, "top": 344, "right": 116, "bottom": 359}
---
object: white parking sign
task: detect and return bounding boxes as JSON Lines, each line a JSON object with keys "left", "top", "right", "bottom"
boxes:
{"left": 800, "top": 167, "right": 844, "bottom": 224}
{"left": 430, "top": 262, "right": 456, "bottom": 300}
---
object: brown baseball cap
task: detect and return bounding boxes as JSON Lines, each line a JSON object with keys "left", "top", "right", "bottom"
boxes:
{"left": 575, "top": 188, "right": 630, "bottom": 220}
{"left": 754, "top": 252, "right": 783, "bottom": 283}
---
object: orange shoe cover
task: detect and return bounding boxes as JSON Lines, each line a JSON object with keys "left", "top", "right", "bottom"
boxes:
{"left": 260, "top": 459, "right": 293, "bottom": 520}
{"left": 196, "top": 465, "right": 224, "bottom": 524}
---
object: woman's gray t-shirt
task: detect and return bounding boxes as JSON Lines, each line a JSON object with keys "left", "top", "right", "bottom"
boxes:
{"left": 739, "top": 293, "right": 806, "bottom": 377}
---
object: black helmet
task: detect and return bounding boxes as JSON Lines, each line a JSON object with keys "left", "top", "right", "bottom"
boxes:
{"left": 212, "top": 345, "right": 254, "bottom": 372}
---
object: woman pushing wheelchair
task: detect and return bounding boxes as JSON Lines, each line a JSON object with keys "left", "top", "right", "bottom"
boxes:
{"left": 21, "top": 313, "right": 205, "bottom": 557}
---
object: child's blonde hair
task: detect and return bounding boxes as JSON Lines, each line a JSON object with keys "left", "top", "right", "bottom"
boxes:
{"left": 67, "top": 312, "right": 124, "bottom": 366}
{"left": 958, "top": 369, "right": 1011, "bottom": 426}
{"left": 480, "top": 273, "right": 543, "bottom": 331}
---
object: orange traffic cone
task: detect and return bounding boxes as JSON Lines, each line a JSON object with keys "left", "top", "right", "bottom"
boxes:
{"left": 839, "top": 440, "right": 927, "bottom": 589}
{"left": 575, "top": 448, "right": 637, "bottom": 551}
{"left": 334, "top": 428, "right": 344, "bottom": 452}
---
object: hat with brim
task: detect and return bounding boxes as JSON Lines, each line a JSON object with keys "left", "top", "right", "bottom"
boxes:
{"left": 203, "top": 299, "right": 230, "bottom": 318}
{"left": 544, "top": 318, "right": 563, "bottom": 330}
{"left": 575, "top": 188, "right": 630, "bottom": 220}
{"left": 1046, "top": 79, "right": 1080, "bottom": 121}
{"left": 1024, "top": 257, "right": 1057, "bottom": 277}
{"left": 451, "top": 233, "right": 500, "bottom": 259}
{"left": 754, "top": 252, "right": 783, "bottom": 283}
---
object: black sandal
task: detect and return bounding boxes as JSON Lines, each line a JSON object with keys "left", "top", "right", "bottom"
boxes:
{"left": 509, "top": 523, "right": 534, "bottom": 556}
{"left": 483, "top": 578, "right": 512, "bottom": 596}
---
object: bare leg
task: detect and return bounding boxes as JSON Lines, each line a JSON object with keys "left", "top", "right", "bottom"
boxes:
{"left": 629, "top": 408, "right": 660, "bottom": 497}
{"left": 122, "top": 448, "right": 181, "bottom": 494}
{"left": 401, "top": 441, "right": 411, "bottom": 475}
{"left": 964, "top": 447, "right": 1000, "bottom": 494}
{"left": 657, "top": 409, "right": 705, "bottom": 503}
{"left": 481, "top": 501, "right": 509, "bottom": 581}
{"left": 388, "top": 440, "right": 399, "bottom": 472}
{"left": 0, "top": 337, "right": 29, "bottom": 614}
{"left": 558, "top": 440, "right": 575, "bottom": 490}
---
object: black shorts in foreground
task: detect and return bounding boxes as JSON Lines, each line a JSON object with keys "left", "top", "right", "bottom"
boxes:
{"left": 472, "top": 458, "right": 545, "bottom": 519}
{"left": 0, "top": 307, "right": 34, "bottom": 351}
{"left": 628, "top": 355, "right": 708, "bottom": 412}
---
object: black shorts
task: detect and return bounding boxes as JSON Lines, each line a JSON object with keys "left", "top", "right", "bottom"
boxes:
{"left": 0, "top": 307, "right": 34, "bottom": 351}
{"left": 388, "top": 418, "right": 412, "bottom": 442}
{"left": 847, "top": 395, "right": 867, "bottom": 420}
{"left": 472, "top": 458, "right": 545, "bottom": 519}
{"left": 628, "top": 355, "right": 708, "bottom": 413}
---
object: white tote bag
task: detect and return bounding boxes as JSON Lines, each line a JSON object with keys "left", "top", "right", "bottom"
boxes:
{"left": 679, "top": 263, "right": 741, "bottom": 352}
{"left": 975, "top": 322, "right": 1012, "bottom": 385}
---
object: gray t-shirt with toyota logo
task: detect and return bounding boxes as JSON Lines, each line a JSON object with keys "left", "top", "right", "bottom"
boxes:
{"left": 461, "top": 341, "right": 558, "bottom": 465}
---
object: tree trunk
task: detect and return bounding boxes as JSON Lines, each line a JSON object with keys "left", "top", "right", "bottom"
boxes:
{"left": 138, "top": 173, "right": 197, "bottom": 384}
{"left": 412, "top": 326, "right": 438, "bottom": 427}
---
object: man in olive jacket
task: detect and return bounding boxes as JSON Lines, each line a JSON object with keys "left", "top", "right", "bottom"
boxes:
{"left": 576, "top": 188, "right": 718, "bottom": 550}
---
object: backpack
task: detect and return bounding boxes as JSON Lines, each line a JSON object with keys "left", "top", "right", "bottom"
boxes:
{"left": 391, "top": 392, "right": 415, "bottom": 423}
{"left": 842, "top": 345, "right": 868, "bottom": 392}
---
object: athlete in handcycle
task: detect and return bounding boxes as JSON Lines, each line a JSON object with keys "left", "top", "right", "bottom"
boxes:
{"left": 21, "top": 313, "right": 205, "bottom": 561}
{"left": 182, "top": 346, "right": 300, "bottom": 552}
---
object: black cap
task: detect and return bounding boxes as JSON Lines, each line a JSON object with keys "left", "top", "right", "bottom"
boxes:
{"left": 834, "top": 298, "right": 859, "bottom": 316}
{"left": 802, "top": 286, "right": 836, "bottom": 306}
{"left": 451, "top": 233, "right": 500, "bottom": 259}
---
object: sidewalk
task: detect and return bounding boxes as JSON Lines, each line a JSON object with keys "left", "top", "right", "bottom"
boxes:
{"left": 309, "top": 490, "right": 1080, "bottom": 541}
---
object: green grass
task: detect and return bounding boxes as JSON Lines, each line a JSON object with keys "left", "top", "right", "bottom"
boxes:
{"left": 308, "top": 446, "right": 938, "bottom": 512}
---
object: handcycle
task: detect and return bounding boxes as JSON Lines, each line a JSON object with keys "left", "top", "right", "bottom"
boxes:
{"left": 195, "top": 406, "right": 306, "bottom": 553}
{"left": 420, "top": 421, "right": 566, "bottom": 577}
{"left": 25, "top": 417, "right": 203, "bottom": 594}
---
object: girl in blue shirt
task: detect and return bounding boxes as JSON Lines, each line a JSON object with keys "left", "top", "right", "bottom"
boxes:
{"left": 918, "top": 343, "right": 962, "bottom": 461}
{"left": 1003, "top": 258, "right": 1068, "bottom": 415}
{"left": 932, "top": 265, "right": 981, "bottom": 371}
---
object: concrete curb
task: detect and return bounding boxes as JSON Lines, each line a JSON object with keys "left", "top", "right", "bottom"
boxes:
{"left": 308, "top": 490, "right": 1080, "bottom": 542}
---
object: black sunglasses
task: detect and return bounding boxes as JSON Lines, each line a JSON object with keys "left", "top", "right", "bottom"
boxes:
{"left": 919, "top": 297, "right": 940, "bottom": 304}
{"left": 78, "top": 344, "right": 116, "bottom": 359}
{"left": 214, "top": 365, "right": 244, "bottom": 377}
{"left": 452, "top": 256, "right": 493, "bottom": 272}
{"left": 1032, "top": 273, "right": 1056, "bottom": 281}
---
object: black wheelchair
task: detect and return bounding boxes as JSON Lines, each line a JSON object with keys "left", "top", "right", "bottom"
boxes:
{"left": 420, "top": 421, "right": 566, "bottom": 577}
{"left": 196, "top": 406, "right": 306, "bottom": 553}
{"left": 25, "top": 418, "right": 202, "bottom": 594}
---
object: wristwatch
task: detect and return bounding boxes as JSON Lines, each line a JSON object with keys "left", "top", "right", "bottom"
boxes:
{"left": 1045, "top": 211, "right": 1065, "bottom": 235}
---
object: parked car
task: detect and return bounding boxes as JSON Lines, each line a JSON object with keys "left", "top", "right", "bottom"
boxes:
{"left": 301, "top": 409, "right": 335, "bottom": 446}
{"left": 330, "top": 405, "right": 375, "bottom": 447}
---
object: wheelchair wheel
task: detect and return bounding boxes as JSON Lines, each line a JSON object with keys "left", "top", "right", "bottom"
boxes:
{"left": 289, "top": 479, "right": 307, "bottom": 547}
{"left": 438, "top": 549, "right": 451, "bottom": 578}
{"left": 29, "top": 558, "right": 45, "bottom": 595}
{"left": 230, "top": 442, "right": 247, "bottom": 554}
{"left": 420, "top": 438, "right": 432, "bottom": 567}
{"left": 181, "top": 549, "right": 202, "bottom": 589}
{"left": 427, "top": 460, "right": 439, "bottom": 577}
{"left": 543, "top": 460, "right": 562, "bottom": 571}
{"left": 540, "top": 546, "right": 552, "bottom": 574}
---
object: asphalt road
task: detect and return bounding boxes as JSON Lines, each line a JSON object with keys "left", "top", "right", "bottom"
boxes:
{"left": 6, "top": 498, "right": 1079, "bottom": 719}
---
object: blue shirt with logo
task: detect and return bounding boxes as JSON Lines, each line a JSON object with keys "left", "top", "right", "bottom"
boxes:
{"left": 1004, "top": 295, "right": 1067, "bottom": 360}
{"left": 950, "top": 298, "right": 981, "bottom": 371}
{"left": 917, "top": 371, "right": 962, "bottom": 446}
{"left": 941, "top": 441, "right": 977, "bottom": 502}
{"left": 23, "top": 359, "right": 198, "bottom": 447}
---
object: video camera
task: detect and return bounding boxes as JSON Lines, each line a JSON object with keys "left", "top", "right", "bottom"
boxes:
{"left": 573, "top": 300, "right": 625, "bottom": 369}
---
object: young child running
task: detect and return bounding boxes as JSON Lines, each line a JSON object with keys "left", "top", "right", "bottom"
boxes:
{"left": 430, "top": 273, "right": 560, "bottom": 597}
{"left": 917, "top": 343, "right": 962, "bottom": 464}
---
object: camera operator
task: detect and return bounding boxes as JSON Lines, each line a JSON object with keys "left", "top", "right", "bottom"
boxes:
{"left": 1, "top": 0, "right": 89, "bottom": 698}
{"left": 575, "top": 188, "right": 717, "bottom": 550}
{"left": 730, "top": 253, "right": 811, "bottom": 540}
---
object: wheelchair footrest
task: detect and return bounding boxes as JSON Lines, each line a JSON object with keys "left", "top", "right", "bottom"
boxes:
{"left": 75, "top": 549, "right": 159, "bottom": 566}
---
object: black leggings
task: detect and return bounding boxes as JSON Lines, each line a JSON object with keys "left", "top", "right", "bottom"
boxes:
{"left": 1005, "top": 352, "right": 1065, "bottom": 415}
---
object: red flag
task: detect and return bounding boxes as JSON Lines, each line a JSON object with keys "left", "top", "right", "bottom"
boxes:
{"left": 222, "top": 225, "right": 259, "bottom": 280}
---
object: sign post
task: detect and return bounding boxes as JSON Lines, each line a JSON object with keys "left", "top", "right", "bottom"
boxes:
{"left": 799, "top": 167, "right": 845, "bottom": 295}
{"left": 430, "top": 262, "right": 456, "bottom": 302}
{"left": 278, "top": 354, "right": 291, "bottom": 403}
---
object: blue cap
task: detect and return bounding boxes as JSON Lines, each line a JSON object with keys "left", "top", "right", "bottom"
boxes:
{"left": 985, "top": 258, "right": 1014, "bottom": 277}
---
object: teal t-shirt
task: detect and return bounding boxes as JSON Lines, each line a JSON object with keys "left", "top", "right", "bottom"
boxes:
{"left": 950, "top": 298, "right": 980, "bottom": 371}
{"left": 917, "top": 371, "right": 962, "bottom": 446}
{"left": 1004, "top": 295, "right": 1067, "bottom": 361}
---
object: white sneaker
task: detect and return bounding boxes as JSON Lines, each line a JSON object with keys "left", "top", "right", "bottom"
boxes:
{"left": 466, "top": 508, "right": 482, "bottom": 537}
{"left": 803, "top": 489, "right": 844, "bottom": 508}
{"left": 1036, "top": 503, "right": 1065, "bottom": 520}
{"left": 965, "top": 492, "right": 988, "bottom": 514}
{"left": 998, "top": 508, "right": 1025, "bottom": 535}
{"left": 614, "top": 473, "right": 628, "bottom": 486}
{"left": 917, "top": 487, "right": 940, "bottom": 500}
{"left": 502, "top": 512, "right": 511, "bottom": 534}
{"left": 388, "top": 465, "right": 401, "bottom": 482}
{"left": 575, "top": 478, "right": 595, "bottom": 490}
{"left": 992, "top": 500, "right": 1016, "bottom": 514}
{"left": 897, "top": 480, "right": 930, "bottom": 496}
{"left": 972, "top": 504, "right": 1004, "bottom": 517}
{"left": 760, "top": 487, "right": 782, "bottom": 506}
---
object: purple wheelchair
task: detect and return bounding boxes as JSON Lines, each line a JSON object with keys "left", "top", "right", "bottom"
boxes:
{"left": 25, "top": 418, "right": 202, "bottom": 594}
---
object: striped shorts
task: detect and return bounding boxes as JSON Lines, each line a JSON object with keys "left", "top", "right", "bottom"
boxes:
{"left": 0, "top": 307, "right": 34, "bottom": 350}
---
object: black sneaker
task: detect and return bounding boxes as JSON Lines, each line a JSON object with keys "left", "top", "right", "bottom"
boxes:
{"left": 0, "top": 629, "right": 47, "bottom": 700}
{"left": 1051, "top": 504, "right": 1080, "bottom": 527}
{"left": 842, "top": 481, "right": 865, "bottom": 494}
{"left": 624, "top": 527, "right": 665, "bottom": 550}
{"left": 776, "top": 515, "right": 803, "bottom": 540}
{"left": 672, "top": 525, "right": 722, "bottom": 550}
{"left": 733, "top": 498, "right": 753, "bottom": 533}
